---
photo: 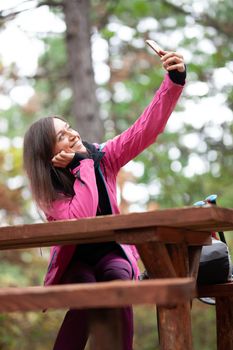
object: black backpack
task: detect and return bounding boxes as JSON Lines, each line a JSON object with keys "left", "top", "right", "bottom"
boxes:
{"left": 194, "top": 194, "right": 232, "bottom": 286}
{"left": 139, "top": 195, "right": 232, "bottom": 305}
{"left": 197, "top": 237, "right": 232, "bottom": 285}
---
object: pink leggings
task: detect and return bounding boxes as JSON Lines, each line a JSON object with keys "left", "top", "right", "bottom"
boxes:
{"left": 53, "top": 251, "right": 134, "bottom": 350}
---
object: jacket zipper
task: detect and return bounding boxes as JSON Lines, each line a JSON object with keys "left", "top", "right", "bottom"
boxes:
{"left": 98, "top": 165, "right": 135, "bottom": 280}
{"left": 76, "top": 169, "right": 85, "bottom": 185}
{"left": 47, "top": 250, "right": 57, "bottom": 272}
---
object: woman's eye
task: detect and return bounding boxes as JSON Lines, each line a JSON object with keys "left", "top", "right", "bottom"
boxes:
{"left": 57, "top": 125, "right": 73, "bottom": 141}
{"left": 58, "top": 133, "right": 65, "bottom": 141}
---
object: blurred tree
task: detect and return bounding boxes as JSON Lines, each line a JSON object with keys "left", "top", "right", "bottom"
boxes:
{"left": 63, "top": 0, "right": 104, "bottom": 141}
{"left": 1, "top": 0, "right": 232, "bottom": 212}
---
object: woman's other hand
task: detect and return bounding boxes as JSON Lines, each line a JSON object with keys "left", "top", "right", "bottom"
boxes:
{"left": 52, "top": 150, "right": 75, "bottom": 168}
{"left": 160, "top": 51, "right": 185, "bottom": 73}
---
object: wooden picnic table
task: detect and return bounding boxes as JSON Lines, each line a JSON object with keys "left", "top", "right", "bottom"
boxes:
{"left": 1, "top": 206, "right": 233, "bottom": 350}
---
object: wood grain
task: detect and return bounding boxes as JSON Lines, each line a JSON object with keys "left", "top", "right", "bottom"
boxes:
{"left": 197, "top": 282, "right": 233, "bottom": 297}
{"left": 216, "top": 297, "right": 233, "bottom": 350}
{"left": 158, "top": 302, "right": 193, "bottom": 350}
{"left": 156, "top": 243, "right": 192, "bottom": 350}
{"left": 0, "top": 205, "right": 229, "bottom": 249}
{"left": 0, "top": 278, "right": 195, "bottom": 312}
{"left": 136, "top": 241, "right": 177, "bottom": 278}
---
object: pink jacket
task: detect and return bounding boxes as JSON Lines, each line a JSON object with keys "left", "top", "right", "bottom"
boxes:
{"left": 44, "top": 74, "right": 184, "bottom": 286}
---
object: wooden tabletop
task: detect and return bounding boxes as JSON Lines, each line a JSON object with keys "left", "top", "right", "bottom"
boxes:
{"left": 0, "top": 206, "right": 233, "bottom": 250}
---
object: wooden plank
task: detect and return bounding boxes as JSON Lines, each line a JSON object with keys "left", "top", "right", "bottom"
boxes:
{"left": 89, "top": 308, "right": 122, "bottom": 350}
{"left": 188, "top": 246, "right": 202, "bottom": 279}
{"left": 0, "top": 227, "right": 211, "bottom": 250}
{"left": 116, "top": 227, "right": 211, "bottom": 246}
{"left": 0, "top": 211, "right": 214, "bottom": 250}
{"left": 197, "top": 282, "right": 233, "bottom": 297}
{"left": 166, "top": 243, "right": 189, "bottom": 277}
{"left": 1, "top": 207, "right": 232, "bottom": 245}
{"left": 215, "top": 297, "right": 233, "bottom": 350}
{"left": 136, "top": 241, "right": 177, "bottom": 278}
{"left": 0, "top": 278, "right": 195, "bottom": 312}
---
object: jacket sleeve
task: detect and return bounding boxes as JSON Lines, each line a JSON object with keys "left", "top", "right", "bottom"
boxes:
{"left": 103, "top": 74, "right": 184, "bottom": 173}
{"left": 46, "top": 159, "right": 98, "bottom": 220}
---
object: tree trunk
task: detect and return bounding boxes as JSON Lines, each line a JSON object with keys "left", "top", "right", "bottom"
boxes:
{"left": 63, "top": 0, "right": 104, "bottom": 142}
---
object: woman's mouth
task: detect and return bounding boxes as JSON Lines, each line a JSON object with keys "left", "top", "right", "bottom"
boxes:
{"left": 71, "top": 138, "right": 87, "bottom": 154}
{"left": 72, "top": 141, "right": 79, "bottom": 149}
{"left": 72, "top": 140, "right": 78, "bottom": 148}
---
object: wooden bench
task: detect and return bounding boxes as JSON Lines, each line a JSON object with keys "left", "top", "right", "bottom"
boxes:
{"left": 0, "top": 278, "right": 195, "bottom": 313}
{"left": 197, "top": 282, "right": 233, "bottom": 350}
{"left": 1, "top": 206, "right": 233, "bottom": 350}
{"left": 0, "top": 277, "right": 195, "bottom": 350}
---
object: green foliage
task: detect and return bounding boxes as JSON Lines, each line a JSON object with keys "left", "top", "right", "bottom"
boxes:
{"left": 0, "top": 310, "right": 63, "bottom": 350}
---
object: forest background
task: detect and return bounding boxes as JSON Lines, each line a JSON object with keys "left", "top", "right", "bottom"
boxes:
{"left": 0, "top": 0, "right": 233, "bottom": 349}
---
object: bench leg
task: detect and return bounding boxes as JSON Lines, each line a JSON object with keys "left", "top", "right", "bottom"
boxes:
{"left": 89, "top": 308, "right": 123, "bottom": 350}
{"left": 137, "top": 241, "right": 193, "bottom": 349}
{"left": 157, "top": 243, "right": 193, "bottom": 350}
{"left": 157, "top": 302, "right": 193, "bottom": 350}
{"left": 216, "top": 297, "right": 233, "bottom": 350}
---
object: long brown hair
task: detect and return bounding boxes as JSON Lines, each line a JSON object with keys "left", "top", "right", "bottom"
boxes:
{"left": 23, "top": 116, "right": 75, "bottom": 210}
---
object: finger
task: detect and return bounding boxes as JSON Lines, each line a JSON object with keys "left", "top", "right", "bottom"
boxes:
{"left": 54, "top": 151, "right": 75, "bottom": 160}
{"left": 161, "top": 52, "right": 183, "bottom": 61}
{"left": 164, "top": 56, "right": 183, "bottom": 64}
{"left": 162, "top": 57, "right": 184, "bottom": 70}
{"left": 161, "top": 51, "right": 183, "bottom": 60}
{"left": 159, "top": 49, "right": 168, "bottom": 57}
{"left": 59, "top": 151, "right": 75, "bottom": 159}
{"left": 163, "top": 57, "right": 183, "bottom": 69}
{"left": 52, "top": 151, "right": 75, "bottom": 168}
{"left": 53, "top": 154, "right": 65, "bottom": 163}
{"left": 52, "top": 156, "right": 68, "bottom": 165}
{"left": 166, "top": 63, "right": 185, "bottom": 72}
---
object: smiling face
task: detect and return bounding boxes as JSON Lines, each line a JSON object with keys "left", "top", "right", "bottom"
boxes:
{"left": 53, "top": 118, "right": 87, "bottom": 155}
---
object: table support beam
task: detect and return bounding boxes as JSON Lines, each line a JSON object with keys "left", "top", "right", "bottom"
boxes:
{"left": 216, "top": 297, "right": 233, "bottom": 350}
{"left": 137, "top": 240, "right": 194, "bottom": 350}
{"left": 157, "top": 302, "right": 192, "bottom": 350}
{"left": 136, "top": 241, "right": 177, "bottom": 278}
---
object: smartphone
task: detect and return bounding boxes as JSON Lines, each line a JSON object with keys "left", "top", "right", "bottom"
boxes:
{"left": 145, "top": 40, "right": 164, "bottom": 57}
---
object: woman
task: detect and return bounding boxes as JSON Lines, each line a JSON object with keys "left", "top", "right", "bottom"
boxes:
{"left": 23, "top": 50, "right": 186, "bottom": 350}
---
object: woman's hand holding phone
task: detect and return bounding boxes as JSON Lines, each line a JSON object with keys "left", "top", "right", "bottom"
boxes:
{"left": 146, "top": 39, "right": 185, "bottom": 73}
{"left": 161, "top": 52, "right": 185, "bottom": 72}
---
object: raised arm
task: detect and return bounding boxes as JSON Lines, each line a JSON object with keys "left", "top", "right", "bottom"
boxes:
{"left": 103, "top": 70, "right": 185, "bottom": 173}
{"left": 49, "top": 51, "right": 186, "bottom": 179}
